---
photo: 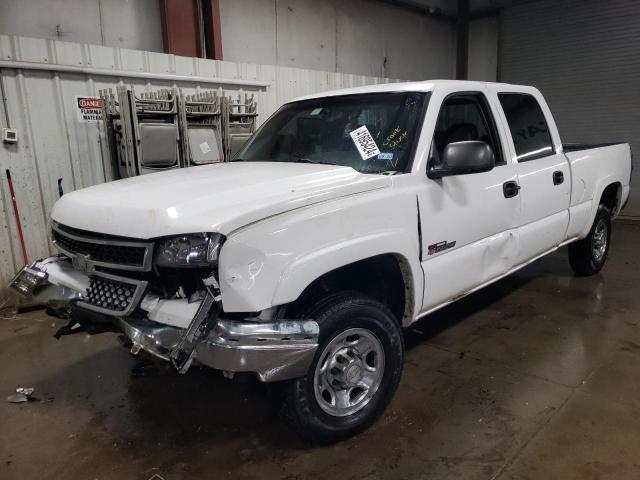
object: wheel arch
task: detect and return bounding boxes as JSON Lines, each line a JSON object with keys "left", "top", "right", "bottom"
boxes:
{"left": 277, "top": 251, "right": 419, "bottom": 327}
{"left": 579, "top": 180, "right": 623, "bottom": 239}
{"left": 599, "top": 181, "right": 622, "bottom": 215}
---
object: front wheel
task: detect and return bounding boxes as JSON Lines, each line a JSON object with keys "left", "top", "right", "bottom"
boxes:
{"left": 278, "top": 292, "right": 404, "bottom": 444}
{"left": 568, "top": 205, "right": 611, "bottom": 275}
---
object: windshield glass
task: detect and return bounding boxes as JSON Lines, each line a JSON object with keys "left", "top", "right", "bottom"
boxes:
{"left": 234, "top": 92, "right": 427, "bottom": 174}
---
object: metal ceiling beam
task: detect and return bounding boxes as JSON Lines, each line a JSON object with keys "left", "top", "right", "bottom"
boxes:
{"left": 375, "top": 0, "right": 457, "bottom": 21}
{"left": 378, "top": 0, "right": 502, "bottom": 19}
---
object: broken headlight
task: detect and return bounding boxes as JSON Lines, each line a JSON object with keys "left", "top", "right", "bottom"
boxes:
{"left": 10, "top": 265, "right": 48, "bottom": 296}
{"left": 155, "top": 233, "right": 223, "bottom": 267}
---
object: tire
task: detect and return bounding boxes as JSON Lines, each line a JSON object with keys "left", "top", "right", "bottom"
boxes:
{"left": 278, "top": 291, "right": 404, "bottom": 444}
{"left": 568, "top": 204, "right": 612, "bottom": 276}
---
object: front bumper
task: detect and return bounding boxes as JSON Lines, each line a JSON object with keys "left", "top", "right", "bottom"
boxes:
{"left": 121, "top": 316, "right": 319, "bottom": 382}
{"left": 9, "top": 258, "right": 319, "bottom": 382}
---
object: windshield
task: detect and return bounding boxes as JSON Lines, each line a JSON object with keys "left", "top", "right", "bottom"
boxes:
{"left": 234, "top": 92, "right": 427, "bottom": 174}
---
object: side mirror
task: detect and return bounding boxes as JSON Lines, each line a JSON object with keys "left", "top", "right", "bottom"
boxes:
{"left": 427, "top": 140, "right": 495, "bottom": 179}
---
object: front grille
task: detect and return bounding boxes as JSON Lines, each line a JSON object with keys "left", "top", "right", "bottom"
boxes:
{"left": 52, "top": 224, "right": 152, "bottom": 270}
{"left": 82, "top": 276, "right": 140, "bottom": 314}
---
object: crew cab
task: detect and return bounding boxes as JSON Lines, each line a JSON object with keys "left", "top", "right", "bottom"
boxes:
{"left": 9, "top": 80, "right": 631, "bottom": 444}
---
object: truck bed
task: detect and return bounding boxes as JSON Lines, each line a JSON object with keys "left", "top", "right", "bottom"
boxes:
{"left": 564, "top": 142, "right": 632, "bottom": 218}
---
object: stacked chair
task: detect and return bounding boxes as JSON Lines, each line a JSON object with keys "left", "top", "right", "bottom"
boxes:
{"left": 225, "top": 91, "right": 258, "bottom": 159}
{"left": 99, "top": 86, "right": 258, "bottom": 179}
{"left": 130, "top": 88, "right": 181, "bottom": 175}
{"left": 179, "top": 89, "right": 225, "bottom": 166}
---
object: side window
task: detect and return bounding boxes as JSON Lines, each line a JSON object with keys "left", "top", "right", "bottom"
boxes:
{"left": 498, "top": 93, "right": 554, "bottom": 162}
{"left": 432, "top": 93, "right": 504, "bottom": 165}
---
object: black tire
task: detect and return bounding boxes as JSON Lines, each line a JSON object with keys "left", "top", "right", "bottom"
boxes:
{"left": 568, "top": 204, "right": 612, "bottom": 276}
{"left": 278, "top": 291, "right": 404, "bottom": 444}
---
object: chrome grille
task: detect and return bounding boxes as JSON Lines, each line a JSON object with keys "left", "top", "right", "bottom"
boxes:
{"left": 52, "top": 223, "right": 153, "bottom": 271}
{"left": 77, "top": 272, "right": 148, "bottom": 317}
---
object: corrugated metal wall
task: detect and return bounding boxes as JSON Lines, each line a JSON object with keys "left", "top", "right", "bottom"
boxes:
{"left": 499, "top": 0, "right": 640, "bottom": 219}
{"left": 0, "top": 0, "right": 164, "bottom": 52}
{"left": 0, "top": 35, "right": 401, "bottom": 301}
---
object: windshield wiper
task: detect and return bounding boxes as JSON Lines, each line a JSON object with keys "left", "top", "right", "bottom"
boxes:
{"left": 291, "top": 157, "right": 336, "bottom": 166}
{"left": 231, "top": 157, "right": 338, "bottom": 166}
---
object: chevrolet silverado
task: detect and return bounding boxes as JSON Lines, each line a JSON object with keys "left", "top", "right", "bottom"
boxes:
{"left": 10, "top": 80, "right": 632, "bottom": 443}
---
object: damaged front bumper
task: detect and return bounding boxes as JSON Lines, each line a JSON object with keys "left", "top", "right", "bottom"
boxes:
{"left": 120, "top": 316, "right": 319, "bottom": 381}
{"left": 9, "top": 258, "right": 319, "bottom": 382}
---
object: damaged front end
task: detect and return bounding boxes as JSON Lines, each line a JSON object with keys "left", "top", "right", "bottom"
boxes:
{"left": 9, "top": 226, "right": 318, "bottom": 382}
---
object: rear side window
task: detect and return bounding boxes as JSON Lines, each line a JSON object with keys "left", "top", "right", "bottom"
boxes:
{"left": 498, "top": 93, "right": 554, "bottom": 162}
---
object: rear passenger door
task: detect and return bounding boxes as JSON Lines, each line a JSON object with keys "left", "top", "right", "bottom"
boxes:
{"left": 497, "top": 92, "right": 571, "bottom": 264}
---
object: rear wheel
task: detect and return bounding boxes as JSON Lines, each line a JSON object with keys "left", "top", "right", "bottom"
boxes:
{"left": 568, "top": 205, "right": 611, "bottom": 275}
{"left": 278, "top": 292, "right": 404, "bottom": 444}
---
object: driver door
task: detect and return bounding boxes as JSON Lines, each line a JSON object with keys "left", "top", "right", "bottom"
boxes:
{"left": 418, "top": 90, "right": 521, "bottom": 313}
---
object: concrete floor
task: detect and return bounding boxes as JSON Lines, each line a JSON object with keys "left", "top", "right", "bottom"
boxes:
{"left": 2, "top": 223, "right": 640, "bottom": 480}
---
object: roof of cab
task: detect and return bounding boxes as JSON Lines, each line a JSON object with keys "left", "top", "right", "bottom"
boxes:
{"left": 292, "top": 79, "right": 533, "bottom": 103}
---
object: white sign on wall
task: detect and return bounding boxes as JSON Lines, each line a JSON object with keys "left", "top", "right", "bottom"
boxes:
{"left": 75, "top": 96, "right": 103, "bottom": 123}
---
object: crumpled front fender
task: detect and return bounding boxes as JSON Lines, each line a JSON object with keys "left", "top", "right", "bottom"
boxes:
{"left": 218, "top": 186, "right": 423, "bottom": 320}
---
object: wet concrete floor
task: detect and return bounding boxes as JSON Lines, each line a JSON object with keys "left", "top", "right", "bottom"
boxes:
{"left": 2, "top": 222, "right": 640, "bottom": 480}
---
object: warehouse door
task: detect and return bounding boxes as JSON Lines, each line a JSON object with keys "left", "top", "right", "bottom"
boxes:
{"left": 499, "top": 0, "right": 640, "bottom": 218}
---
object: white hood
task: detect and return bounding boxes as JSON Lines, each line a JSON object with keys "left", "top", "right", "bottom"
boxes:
{"left": 51, "top": 162, "right": 390, "bottom": 238}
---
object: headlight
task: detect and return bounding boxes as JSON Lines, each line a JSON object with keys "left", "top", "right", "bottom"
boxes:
{"left": 155, "top": 233, "right": 223, "bottom": 267}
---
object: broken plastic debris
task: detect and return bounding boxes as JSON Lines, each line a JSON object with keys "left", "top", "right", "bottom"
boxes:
{"left": 7, "top": 386, "right": 35, "bottom": 403}
{"left": 7, "top": 394, "right": 29, "bottom": 403}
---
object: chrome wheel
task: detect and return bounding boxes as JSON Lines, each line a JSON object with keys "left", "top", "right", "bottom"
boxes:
{"left": 313, "top": 328, "right": 385, "bottom": 417}
{"left": 592, "top": 219, "right": 608, "bottom": 261}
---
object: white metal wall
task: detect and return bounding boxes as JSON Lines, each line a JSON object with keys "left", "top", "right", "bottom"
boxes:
{"left": 219, "top": 0, "right": 456, "bottom": 79}
{"left": 0, "top": 0, "right": 164, "bottom": 52}
{"left": 0, "top": 0, "right": 457, "bottom": 80}
{"left": 0, "top": 35, "right": 401, "bottom": 301}
{"left": 499, "top": 0, "right": 640, "bottom": 218}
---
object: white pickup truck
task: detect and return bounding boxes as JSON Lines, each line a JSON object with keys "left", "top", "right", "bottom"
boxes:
{"left": 10, "top": 80, "right": 631, "bottom": 443}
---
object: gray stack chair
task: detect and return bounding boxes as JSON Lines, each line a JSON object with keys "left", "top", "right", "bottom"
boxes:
{"left": 128, "top": 88, "right": 182, "bottom": 175}
{"left": 225, "top": 91, "right": 258, "bottom": 159}
{"left": 100, "top": 87, "right": 182, "bottom": 178}
{"left": 100, "top": 88, "right": 132, "bottom": 179}
{"left": 99, "top": 86, "right": 259, "bottom": 178}
{"left": 179, "top": 89, "right": 225, "bottom": 166}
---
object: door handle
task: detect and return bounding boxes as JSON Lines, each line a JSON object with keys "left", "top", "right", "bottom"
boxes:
{"left": 553, "top": 170, "right": 564, "bottom": 185}
{"left": 503, "top": 181, "right": 521, "bottom": 198}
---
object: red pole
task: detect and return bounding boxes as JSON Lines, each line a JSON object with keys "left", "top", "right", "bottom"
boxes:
{"left": 5, "top": 169, "right": 29, "bottom": 265}
{"left": 204, "top": 0, "right": 224, "bottom": 60}
{"left": 160, "top": 0, "right": 201, "bottom": 57}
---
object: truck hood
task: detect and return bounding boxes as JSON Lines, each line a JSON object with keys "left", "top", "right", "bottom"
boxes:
{"left": 51, "top": 162, "right": 390, "bottom": 238}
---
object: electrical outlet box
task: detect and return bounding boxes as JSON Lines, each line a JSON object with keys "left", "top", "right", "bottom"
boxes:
{"left": 2, "top": 128, "right": 18, "bottom": 144}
